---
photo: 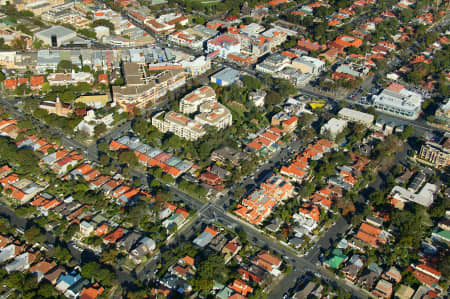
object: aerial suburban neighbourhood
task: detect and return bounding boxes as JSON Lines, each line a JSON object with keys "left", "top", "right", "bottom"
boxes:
{"left": 0, "top": 0, "right": 448, "bottom": 298}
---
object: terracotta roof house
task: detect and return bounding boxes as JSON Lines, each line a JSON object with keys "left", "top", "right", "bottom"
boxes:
{"left": 199, "top": 171, "right": 222, "bottom": 186}
{"left": 80, "top": 283, "right": 104, "bottom": 299}
{"left": 30, "top": 76, "right": 44, "bottom": 90}
{"left": 103, "top": 227, "right": 127, "bottom": 245}
{"left": 412, "top": 263, "right": 441, "bottom": 286}
{"left": 229, "top": 279, "right": 253, "bottom": 297}
{"left": 238, "top": 268, "right": 263, "bottom": 284}
{"left": 30, "top": 261, "right": 57, "bottom": 282}
{"left": 222, "top": 237, "right": 242, "bottom": 263}
{"left": 251, "top": 251, "right": 282, "bottom": 274}
{"left": 0, "top": 235, "right": 11, "bottom": 249}
{"left": 0, "top": 165, "right": 12, "bottom": 179}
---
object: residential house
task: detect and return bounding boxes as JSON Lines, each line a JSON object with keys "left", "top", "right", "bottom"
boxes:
{"left": 44, "top": 266, "right": 66, "bottom": 285}
{"left": 222, "top": 237, "right": 242, "bottom": 263}
{"left": 130, "top": 237, "right": 156, "bottom": 264}
{"left": 412, "top": 263, "right": 441, "bottom": 287}
{"left": 251, "top": 251, "right": 282, "bottom": 276}
{"left": 372, "top": 279, "right": 393, "bottom": 299}
{"left": 382, "top": 266, "right": 402, "bottom": 283}
{"left": 5, "top": 251, "right": 38, "bottom": 273}
{"left": 229, "top": 279, "right": 253, "bottom": 297}
{"left": 324, "top": 248, "right": 347, "bottom": 269}
{"left": 30, "top": 261, "right": 57, "bottom": 282}
{"left": 103, "top": 227, "right": 127, "bottom": 245}
{"left": 193, "top": 226, "right": 219, "bottom": 248}
{"left": 55, "top": 271, "right": 82, "bottom": 293}
{"left": 79, "top": 283, "right": 104, "bottom": 299}
{"left": 358, "top": 263, "right": 383, "bottom": 289}
{"left": 65, "top": 278, "right": 89, "bottom": 299}
{"left": 351, "top": 223, "right": 389, "bottom": 251}
{"left": 341, "top": 254, "right": 364, "bottom": 281}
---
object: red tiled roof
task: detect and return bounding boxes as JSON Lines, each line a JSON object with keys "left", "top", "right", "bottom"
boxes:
{"left": 30, "top": 76, "right": 44, "bottom": 86}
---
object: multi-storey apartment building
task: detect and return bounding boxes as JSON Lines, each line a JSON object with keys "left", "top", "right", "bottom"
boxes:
{"left": 112, "top": 62, "right": 186, "bottom": 112}
{"left": 179, "top": 86, "right": 216, "bottom": 114}
{"left": 195, "top": 102, "right": 232, "bottom": 130}
{"left": 14, "top": 0, "right": 65, "bottom": 16}
{"left": 417, "top": 136, "right": 450, "bottom": 168}
{"left": 152, "top": 111, "right": 206, "bottom": 141}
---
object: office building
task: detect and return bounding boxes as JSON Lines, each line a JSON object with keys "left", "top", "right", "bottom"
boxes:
{"left": 373, "top": 83, "right": 423, "bottom": 120}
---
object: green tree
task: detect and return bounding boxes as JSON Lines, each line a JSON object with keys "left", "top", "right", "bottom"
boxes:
{"left": 37, "top": 281, "right": 57, "bottom": 298}
{"left": 265, "top": 90, "right": 282, "bottom": 106}
{"left": 54, "top": 246, "right": 72, "bottom": 264}
{"left": 242, "top": 75, "right": 262, "bottom": 91}
{"left": 41, "top": 82, "right": 50, "bottom": 93}
{"left": 57, "top": 60, "right": 73, "bottom": 72}
{"left": 63, "top": 223, "right": 79, "bottom": 241}
{"left": 24, "top": 225, "right": 45, "bottom": 244}
{"left": 81, "top": 261, "right": 115, "bottom": 286}
{"left": 118, "top": 150, "right": 138, "bottom": 166}
{"left": 93, "top": 19, "right": 115, "bottom": 32}
{"left": 99, "top": 154, "right": 110, "bottom": 166}
{"left": 400, "top": 125, "right": 414, "bottom": 140}
{"left": 94, "top": 123, "right": 107, "bottom": 137}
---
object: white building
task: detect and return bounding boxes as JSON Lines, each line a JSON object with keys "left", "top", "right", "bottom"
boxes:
{"left": 255, "top": 53, "right": 290, "bottom": 74}
{"left": 179, "top": 86, "right": 216, "bottom": 114}
{"left": 74, "top": 110, "right": 114, "bottom": 136}
{"left": 320, "top": 118, "right": 348, "bottom": 139}
{"left": 373, "top": 83, "right": 423, "bottom": 120}
{"left": 195, "top": 101, "right": 232, "bottom": 130}
{"left": 47, "top": 71, "right": 94, "bottom": 86}
{"left": 181, "top": 56, "right": 211, "bottom": 77}
{"left": 168, "top": 24, "right": 217, "bottom": 50}
{"left": 338, "top": 108, "right": 374, "bottom": 127}
{"left": 249, "top": 90, "right": 266, "bottom": 107}
{"left": 261, "top": 28, "right": 288, "bottom": 48}
{"left": 207, "top": 34, "right": 240, "bottom": 59}
{"left": 390, "top": 183, "right": 437, "bottom": 208}
{"left": 152, "top": 111, "right": 206, "bottom": 141}
{"left": 94, "top": 26, "right": 110, "bottom": 39}
{"left": 34, "top": 26, "right": 77, "bottom": 47}
{"left": 210, "top": 67, "right": 241, "bottom": 86}
{"left": 291, "top": 56, "right": 325, "bottom": 75}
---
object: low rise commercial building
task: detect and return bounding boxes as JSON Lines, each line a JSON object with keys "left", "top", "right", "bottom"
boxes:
{"left": 47, "top": 72, "right": 94, "bottom": 86}
{"left": 144, "top": 13, "right": 188, "bottom": 34}
{"left": 338, "top": 108, "right": 374, "bottom": 126}
{"left": 373, "top": 83, "right": 423, "bottom": 120}
{"left": 256, "top": 53, "right": 290, "bottom": 74}
{"left": 34, "top": 26, "right": 80, "bottom": 47}
{"left": 168, "top": 25, "right": 217, "bottom": 50}
{"left": 291, "top": 56, "right": 325, "bottom": 75}
{"left": 207, "top": 34, "right": 241, "bottom": 59}
{"left": 210, "top": 68, "right": 241, "bottom": 86}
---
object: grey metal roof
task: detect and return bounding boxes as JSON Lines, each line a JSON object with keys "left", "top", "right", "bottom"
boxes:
{"left": 36, "top": 26, "right": 76, "bottom": 38}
